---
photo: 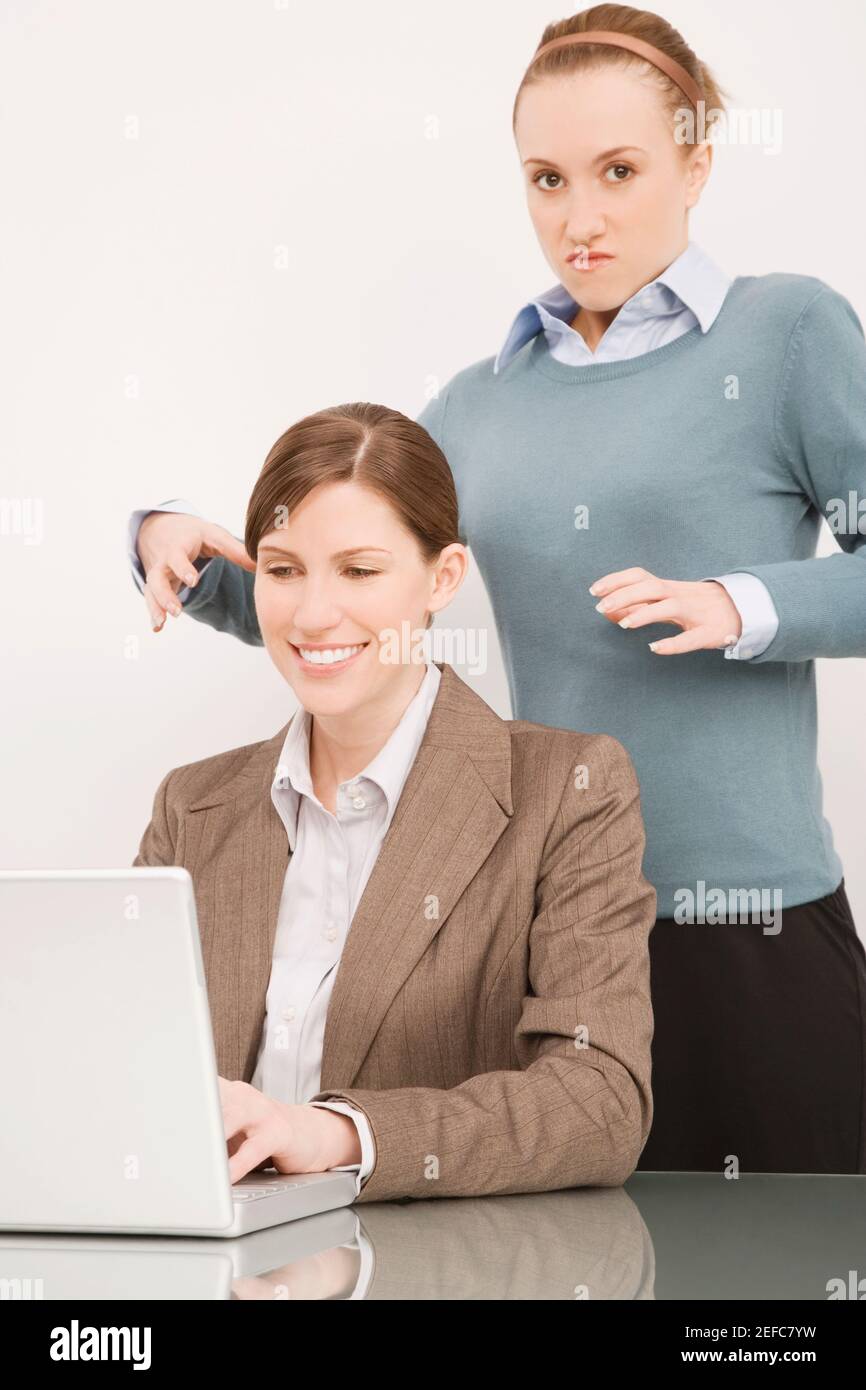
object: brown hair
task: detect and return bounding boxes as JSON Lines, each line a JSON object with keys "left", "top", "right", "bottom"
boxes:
{"left": 513, "top": 4, "right": 730, "bottom": 148}
{"left": 245, "top": 401, "right": 460, "bottom": 630}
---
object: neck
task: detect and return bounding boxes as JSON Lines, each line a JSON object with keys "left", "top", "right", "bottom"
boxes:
{"left": 571, "top": 239, "right": 690, "bottom": 352}
{"left": 570, "top": 304, "right": 619, "bottom": 354}
{"left": 308, "top": 662, "right": 429, "bottom": 808}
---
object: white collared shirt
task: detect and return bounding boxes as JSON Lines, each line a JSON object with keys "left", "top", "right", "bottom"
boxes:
{"left": 250, "top": 660, "right": 442, "bottom": 1197}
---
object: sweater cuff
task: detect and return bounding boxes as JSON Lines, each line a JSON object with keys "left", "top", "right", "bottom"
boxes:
{"left": 717, "top": 554, "right": 866, "bottom": 661}
{"left": 704, "top": 573, "right": 780, "bottom": 660}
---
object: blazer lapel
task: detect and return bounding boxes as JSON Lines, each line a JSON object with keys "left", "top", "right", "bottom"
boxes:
{"left": 185, "top": 722, "right": 296, "bottom": 1083}
{"left": 184, "top": 663, "right": 514, "bottom": 1092}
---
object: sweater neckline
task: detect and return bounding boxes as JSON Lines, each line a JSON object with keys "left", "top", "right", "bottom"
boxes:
{"left": 526, "top": 275, "right": 742, "bottom": 383}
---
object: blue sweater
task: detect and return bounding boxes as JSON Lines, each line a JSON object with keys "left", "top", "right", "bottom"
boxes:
{"left": 179, "top": 273, "right": 866, "bottom": 915}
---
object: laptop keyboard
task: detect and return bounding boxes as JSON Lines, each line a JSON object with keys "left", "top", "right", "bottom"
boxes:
{"left": 232, "top": 1179, "right": 303, "bottom": 1203}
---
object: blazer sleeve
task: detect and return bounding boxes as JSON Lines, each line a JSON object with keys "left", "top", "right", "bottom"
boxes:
{"left": 310, "top": 734, "right": 656, "bottom": 1202}
{"left": 132, "top": 768, "right": 179, "bottom": 867}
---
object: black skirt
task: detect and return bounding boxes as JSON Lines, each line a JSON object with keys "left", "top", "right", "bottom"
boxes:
{"left": 636, "top": 878, "right": 866, "bottom": 1174}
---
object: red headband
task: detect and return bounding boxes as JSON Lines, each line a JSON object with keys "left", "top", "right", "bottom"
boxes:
{"left": 527, "top": 29, "right": 704, "bottom": 112}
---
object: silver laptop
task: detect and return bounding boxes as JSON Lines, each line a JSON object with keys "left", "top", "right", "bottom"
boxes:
{"left": 0, "top": 1207, "right": 365, "bottom": 1299}
{"left": 0, "top": 868, "right": 357, "bottom": 1237}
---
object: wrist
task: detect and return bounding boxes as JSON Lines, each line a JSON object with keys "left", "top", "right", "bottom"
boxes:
{"left": 707, "top": 580, "right": 743, "bottom": 638}
{"left": 316, "top": 1106, "right": 362, "bottom": 1168}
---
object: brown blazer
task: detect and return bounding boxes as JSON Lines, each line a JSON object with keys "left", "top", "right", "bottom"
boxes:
{"left": 133, "top": 661, "right": 656, "bottom": 1203}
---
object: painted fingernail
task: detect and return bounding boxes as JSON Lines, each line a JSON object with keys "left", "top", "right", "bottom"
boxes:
{"left": 648, "top": 642, "right": 660, "bottom": 652}
{"left": 588, "top": 584, "right": 599, "bottom": 596}
{"left": 185, "top": 572, "right": 197, "bottom": 585}
{"left": 619, "top": 617, "right": 631, "bottom": 628}
{"left": 595, "top": 601, "right": 609, "bottom": 613}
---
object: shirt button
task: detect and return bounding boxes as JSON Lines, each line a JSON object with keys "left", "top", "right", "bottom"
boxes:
{"left": 352, "top": 796, "right": 366, "bottom": 810}
{"left": 281, "top": 1006, "right": 296, "bottom": 1022}
{"left": 323, "top": 927, "right": 337, "bottom": 942}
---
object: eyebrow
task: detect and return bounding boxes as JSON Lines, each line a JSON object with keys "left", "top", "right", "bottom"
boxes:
{"left": 257, "top": 545, "right": 393, "bottom": 561}
{"left": 522, "top": 145, "right": 647, "bottom": 167}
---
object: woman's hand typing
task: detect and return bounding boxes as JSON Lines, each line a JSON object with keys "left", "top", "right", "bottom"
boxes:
{"left": 218, "top": 1077, "right": 362, "bottom": 1183}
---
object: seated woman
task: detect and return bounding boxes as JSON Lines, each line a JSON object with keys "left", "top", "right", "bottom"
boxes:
{"left": 133, "top": 401, "right": 656, "bottom": 1202}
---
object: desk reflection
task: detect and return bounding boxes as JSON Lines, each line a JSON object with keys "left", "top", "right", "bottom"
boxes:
{"left": 1, "top": 1174, "right": 863, "bottom": 1300}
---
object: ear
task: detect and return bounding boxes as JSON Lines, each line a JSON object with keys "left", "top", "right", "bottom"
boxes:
{"left": 685, "top": 139, "right": 713, "bottom": 210}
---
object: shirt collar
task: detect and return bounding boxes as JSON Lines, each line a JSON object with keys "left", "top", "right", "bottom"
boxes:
{"left": 271, "top": 661, "right": 442, "bottom": 850}
{"left": 493, "top": 240, "right": 731, "bottom": 374}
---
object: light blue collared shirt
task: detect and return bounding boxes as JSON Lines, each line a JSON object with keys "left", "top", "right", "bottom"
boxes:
{"left": 492, "top": 240, "right": 779, "bottom": 660}
{"left": 494, "top": 238, "right": 731, "bottom": 373}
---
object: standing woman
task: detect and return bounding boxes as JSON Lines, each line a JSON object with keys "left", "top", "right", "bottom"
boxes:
{"left": 129, "top": 6, "right": 866, "bottom": 1175}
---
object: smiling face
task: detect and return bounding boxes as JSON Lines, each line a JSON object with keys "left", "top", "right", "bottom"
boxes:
{"left": 254, "top": 480, "right": 466, "bottom": 720}
{"left": 514, "top": 66, "right": 711, "bottom": 311}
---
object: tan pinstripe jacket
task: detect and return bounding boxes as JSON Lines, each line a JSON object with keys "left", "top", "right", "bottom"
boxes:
{"left": 133, "top": 661, "right": 656, "bottom": 1202}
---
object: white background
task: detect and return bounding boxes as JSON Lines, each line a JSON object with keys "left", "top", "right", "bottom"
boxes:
{"left": 2, "top": 0, "right": 864, "bottom": 933}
